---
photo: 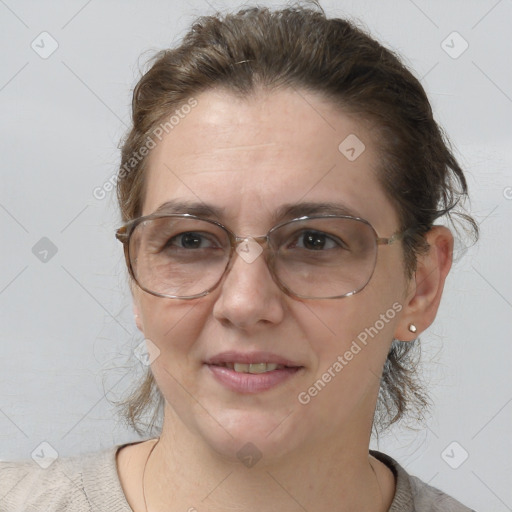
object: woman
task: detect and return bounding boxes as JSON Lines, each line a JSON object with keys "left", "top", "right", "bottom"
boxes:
{"left": 0, "top": 3, "right": 478, "bottom": 511}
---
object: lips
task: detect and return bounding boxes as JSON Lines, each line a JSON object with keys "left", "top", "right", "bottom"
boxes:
{"left": 215, "top": 362, "right": 285, "bottom": 373}
{"left": 206, "top": 351, "right": 301, "bottom": 370}
{"left": 205, "top": 351, "right": 304, "bottom": 393}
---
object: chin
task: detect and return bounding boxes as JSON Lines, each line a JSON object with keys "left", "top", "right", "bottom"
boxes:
{"left": 191, "top": 403, "right": 310, "bottom": 465}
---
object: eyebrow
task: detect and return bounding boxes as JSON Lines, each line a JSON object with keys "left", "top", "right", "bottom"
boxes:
{"left": 152, "top": 200, "right": 225, "bottom": 218}
{"left": 151, "top": 199, "right": 362, "bottom": 223}
{"left": 273, "top": 201, "right": 361, "bottom": 221}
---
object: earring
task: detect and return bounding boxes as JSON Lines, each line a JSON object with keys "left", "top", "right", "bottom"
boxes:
{"left": 408, "top": 323, "right": 417, "bottom": 333}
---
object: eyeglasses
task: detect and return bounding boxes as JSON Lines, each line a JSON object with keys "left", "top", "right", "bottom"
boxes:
{"left": 116, "top": 213, "right": 405, "bottom": 300}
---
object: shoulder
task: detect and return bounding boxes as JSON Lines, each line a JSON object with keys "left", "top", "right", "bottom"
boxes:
{"left": 0, "top": 445, "right": 131, "bottom": 512}
{"left": 371, "top": 450, "right": 476, "bottom": 512}
{"left": 408, "top": 474, "right": 477, "bottom": 512}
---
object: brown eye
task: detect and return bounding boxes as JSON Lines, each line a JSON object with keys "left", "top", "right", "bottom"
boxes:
{"left": 289, "top": 230, "right": 345, "bottom": 251}
{"left": 164, "top": 232, "right": 219, "bottom": 250}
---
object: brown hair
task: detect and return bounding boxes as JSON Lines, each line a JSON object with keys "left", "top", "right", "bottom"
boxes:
{"left": 116, "top": 2, "right": 478, "bottom": 435}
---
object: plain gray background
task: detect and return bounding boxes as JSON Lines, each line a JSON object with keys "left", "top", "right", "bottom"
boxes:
{"left": 1, "top": 0, "right": 511, "bottom": 510}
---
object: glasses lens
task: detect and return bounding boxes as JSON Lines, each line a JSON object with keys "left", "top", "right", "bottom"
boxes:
{"left": 129, "top": 216, "right": 230, "bottom": 297}
{"left": 270, "top": 217, "right": 377, "bottom": 298}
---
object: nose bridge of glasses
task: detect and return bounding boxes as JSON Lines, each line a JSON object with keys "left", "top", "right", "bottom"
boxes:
{"left": 233, "top": 234, "right": 269, "bottom": 248}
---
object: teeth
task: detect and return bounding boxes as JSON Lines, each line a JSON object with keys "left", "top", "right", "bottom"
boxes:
{"left": 232, "top": 362, "right": 281, "bottom": 373}
{"left": 248, "top": 363, "right": 268, "bottom": 374}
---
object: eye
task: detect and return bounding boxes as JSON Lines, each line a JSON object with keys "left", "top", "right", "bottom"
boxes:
{"left": 292, "top": 230, "right": 345, "bottom": 251}
{"left": 165, "top": 231, "right": 220, "bottom": 250}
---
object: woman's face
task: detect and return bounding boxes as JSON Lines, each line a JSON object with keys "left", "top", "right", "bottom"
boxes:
{"left": 132, "top": 87, "right": 411, "bottom": 460}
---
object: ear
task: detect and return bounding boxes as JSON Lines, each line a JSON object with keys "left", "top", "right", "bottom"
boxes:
{"left": 394, "top": 226, "right": 453, "bottom": 341}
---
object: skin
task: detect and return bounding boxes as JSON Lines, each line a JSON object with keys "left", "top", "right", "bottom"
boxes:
{"left": 116, "top": 87, "right": 453, "bottom": 512}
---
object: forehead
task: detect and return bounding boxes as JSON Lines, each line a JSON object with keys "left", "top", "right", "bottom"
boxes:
{"left": 142, "top": 87, "right": 398, "bottom": 233}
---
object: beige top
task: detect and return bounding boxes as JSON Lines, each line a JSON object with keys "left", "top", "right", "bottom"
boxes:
{"left": 0, "top": 444, "right": 474, "bottom": 511}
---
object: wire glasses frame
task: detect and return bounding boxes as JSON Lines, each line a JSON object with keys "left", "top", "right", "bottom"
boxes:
{"left": 116, "top": 213, "right": 405, "bottom": 300}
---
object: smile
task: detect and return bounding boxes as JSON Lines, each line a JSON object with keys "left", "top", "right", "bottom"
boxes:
{"left": 215, "top": 362, "right": 287, "bottom": 373}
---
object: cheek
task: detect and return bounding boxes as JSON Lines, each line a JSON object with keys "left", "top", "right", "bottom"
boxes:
{"left": 293, "top": 298, "right": 401, "bottom": 428}
{"left": 299, "top": 292, "right": 399, "bottom": 351}
{"left": 137, "top": 296, "right": 212, "bottom": 421}
{"left": 137, "top": 295, "right": 207, "bottom": 361}
{"left": 296, "top": 282, "right": 404, "bottom": 388}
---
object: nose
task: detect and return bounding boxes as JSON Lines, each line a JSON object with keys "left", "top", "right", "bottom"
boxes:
{"left": 211, "top": 238, "right": 286, "bottom": 330}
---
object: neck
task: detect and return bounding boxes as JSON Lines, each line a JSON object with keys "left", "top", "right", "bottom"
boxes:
{"left": 143, "top": 409, "right": 394, "bottom": 512}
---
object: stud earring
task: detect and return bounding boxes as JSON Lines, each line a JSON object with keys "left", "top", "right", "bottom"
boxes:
{"left": 408, "top": 323, "right": 417, "bottom": 333}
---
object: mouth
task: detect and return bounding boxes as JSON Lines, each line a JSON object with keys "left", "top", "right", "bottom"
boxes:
{"left": 205, "top": 352, "right": 304, "bottom": 393}
{"left": 212, "top": 362, "right": 293, "bottom": 374}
